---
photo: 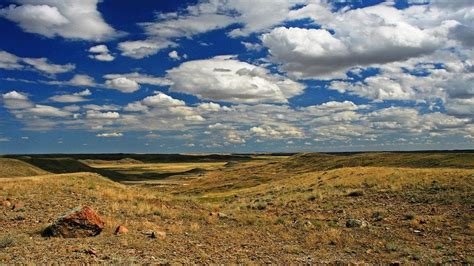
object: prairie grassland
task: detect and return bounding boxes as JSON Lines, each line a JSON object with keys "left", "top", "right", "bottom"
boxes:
{"left": 1, "top": 153, "right": 473, "bottom": 264}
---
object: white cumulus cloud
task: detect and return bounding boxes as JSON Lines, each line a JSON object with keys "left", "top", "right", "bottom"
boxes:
{"left": 86, "top": 110, "right": 120, "bottom": 119}
{"left": 0, "top": 0, "right": 120, "bottom": 41}
{"left": 0, "top": 50, "right": 75, "bottom": 74}
{"left": 89, "top": 44, "right": 115, "bottom": 62}
{"left": 118, "top": 40, "right": 175, "bottom": 59}
{"left": 261, "top": 3, "right": 459, "bottom": 79}
{"left": 103, "top": 72, "right": 172, "bottom": 87}
{"left": 166, "top": 55, "right": 304, "bottom": 103}
{"left": 105, "top": 77, "right": 140, "bottom": 93}
{"left": 46, "top": 74, "right": 96, "bottom": 87}
{"left": 49, "top": 89, "right": 91, "bottom": 103}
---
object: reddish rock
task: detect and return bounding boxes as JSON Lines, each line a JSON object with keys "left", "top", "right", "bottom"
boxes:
{"left": 2, "top": 200, "right": 11, "bottom": 208}
{"left": 43, "top": 206, "right": 105, "bottom": 238}
{"left": 115, "top": 225, "right": 129, "bottom": 235}
{"left": 11, "top": 202, "right": 24, "bottom": 210}
{"left": 85, "top": 249, "right": 97, "bottom": 256}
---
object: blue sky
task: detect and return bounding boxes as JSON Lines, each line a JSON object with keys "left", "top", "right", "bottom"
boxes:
{"left": 0, "top": 0, "right": 473, "bottom": 154}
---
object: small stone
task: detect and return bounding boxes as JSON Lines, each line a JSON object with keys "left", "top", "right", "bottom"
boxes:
{"left": 150, "top": 231, "right": 166, "bottom": 239}
{"left": 346, "top": 218, "right": 369, "bottom": 228}
{"left": 209, "top": 212, "right": 229, "bottom": 218}
{"left": 347, "top": 191, "right": 364, "bottom": 197}
{"left": 14, "top": 215, "right": 25, "bottom": 221}
{"left": 85, "top": 249, "right": 97, "bottom": 256}
{"left": 43, "top": 206, "right": 105, "bottom": 238}
{"left": 115, "top": 225, "right": 129, "bottom": 235}
{"left": 217, "top": 212, "right": 228, "bottom": 218}
{"left": 2, "top": 201, "right": 11, "bottom": 208}
{"left": 11, "top": 202, "right": 24, "bottom": 211}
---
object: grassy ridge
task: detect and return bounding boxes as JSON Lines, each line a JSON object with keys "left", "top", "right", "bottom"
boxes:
{"left": 7, "top": 157, "right": 132, "bottom": 181}
{"left": 0, "top": 158, "right": 49, "bottom": 178}
{"left": 281, "top": 152, "right": 474, "bottom": 172}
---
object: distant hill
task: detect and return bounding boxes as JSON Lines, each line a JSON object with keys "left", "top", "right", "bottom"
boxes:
{"left": 16, "top": 157, "right": 98, "bottom": 174}
{"left": 0, "top": 158, "right": 49, "bottom": 178}
{"left": 80, "top": 157, "right": 144, "bottom": 165}
{"left": 282, "top": 152, "right": 474, "bottom": 172}
{"left": 7, "top": 157, "right": 131, "bottom": 181}
{"left": 3, "top": 153, "right": 252, "bottom": 163}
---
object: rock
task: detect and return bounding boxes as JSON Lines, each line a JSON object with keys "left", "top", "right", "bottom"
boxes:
{"left": 75, "top": 248, "right": 98, "bottom": 256}
{"left": 150, "top": 231, "right": 166, "bottom": 239}
{"left": 115, "top": 225, "right": 129, "bottom": 235}
{"left": 346, "top": 218, "right": 369, "bottom": 228}
{"left": 14, "top": 215, "right": 25, "bottom": 221}
{"left": 2, "top": 200, "right": 11, "bottom": 208}
{"left": 347, "top": 191, "right": 364, "bottom": 197}
{"left": 209, "top": 212, "right": 229, "bottom": 218}
{"left": 85, "top": 249, "right": 97, "bottom": 256}
{"left": 11, "top": 202, "right": 24, "bottom": 211}
{"left": 217, "top": 212, "right": 228, "bottom": 218}
{"left": 371, "top": 211, "right": 385, "bottom": 222}
{"left": 43, "top": 206, "right": 105, "bottom": 238}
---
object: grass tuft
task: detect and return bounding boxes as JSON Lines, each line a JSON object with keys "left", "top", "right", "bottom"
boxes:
{"left": 0, "top": 235, "right": 14, "bottom": 249}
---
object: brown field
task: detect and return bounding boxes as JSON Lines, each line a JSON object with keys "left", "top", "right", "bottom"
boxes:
{"left": 1, "top": 152, "right": 473, "bottom": 263}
